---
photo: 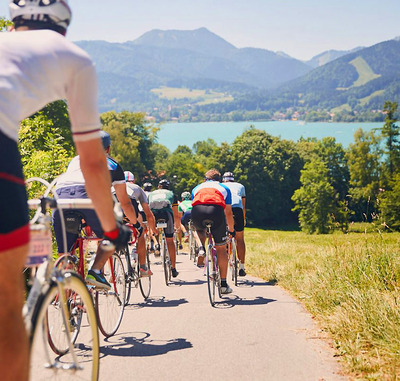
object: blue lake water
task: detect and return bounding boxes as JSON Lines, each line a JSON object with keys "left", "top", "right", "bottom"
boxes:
{"left": 156, "top": 120, "right": 382, "bottom": 151}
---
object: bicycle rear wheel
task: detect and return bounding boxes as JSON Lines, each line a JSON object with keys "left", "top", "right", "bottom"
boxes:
{"left": 120, "top": 246, "right": 132, "bottom": 306}
{"left": 230, "top": 240, "right": 238, "bottom": 286}
{"left": 139, "top": 251, "right": 151, "bottom": 300}
{"left": 30, "top": 272, "right": 99, "bottom": 381}
{"left": 162, "top": 237, "right": 171, "bottom": 286}
{"left": 96, "top": 253, "right": 126, "bottom": 337}
{"left": 206, "top": 245, "right": 217, "bottom": 306}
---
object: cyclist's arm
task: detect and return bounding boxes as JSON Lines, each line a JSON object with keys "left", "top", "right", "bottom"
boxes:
{"left": 242, "top": 197, "right": 246, "bottom": 220}
{"left": 224, "top": 204, "right": 235, "bottom": 233}
{"left": 114, "top": 183, "right": 139, "bottom": 225}
{"left": 75, "top": 139, "right": 116, "bottom": 232}
{"left": 141, "top": 202, "right": 157, "bottom": 234}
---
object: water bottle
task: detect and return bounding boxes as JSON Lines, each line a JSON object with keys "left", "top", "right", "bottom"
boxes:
{"left": 130, "top": 246, "right": 138, "bottom": 263}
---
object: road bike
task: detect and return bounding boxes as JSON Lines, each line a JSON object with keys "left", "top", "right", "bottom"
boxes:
{"left": 204, "top": 221, "right": 221, "bottom": 306}
{"left": 26, "top": 196, "right": 100, "bottom": 381}
{"left": 227, "top": 235, "right": 238, "bottom": 286}
{"left": 156, "top": 219, "right": 172, "bottom": 286}
{"left": 188, "top": 219, "right": 198, "bottom": 262}
{"left": 119, "top": 224, "right": 151, "bottom": 304}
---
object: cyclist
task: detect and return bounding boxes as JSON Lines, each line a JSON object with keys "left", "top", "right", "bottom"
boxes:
{"left": 191, "top": 169, "right": 235, "bottom": 294}
{"left": 141, "top": 181, "right": 157, "bottom": 252}
{"left": 148, "top": 179, "right": 180, "bottom": 277}
{"left": 222, "top": 171, "right": 247, "bottom": 276}
{"left": 124, "top": 171, "right": 156, "bottom": 276}
{"left": 0, "top": 2, "right": 128, "bottom": 380}
{"left": 53, "top": 131, "right": 141, "bottom": 289}
{"left": 179, "top": 191, "right": 193, "bottom": 243}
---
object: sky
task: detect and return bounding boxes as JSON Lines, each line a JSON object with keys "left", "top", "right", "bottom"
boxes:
{"left": 2, "top": 0, "right": 400, "bottom": 60}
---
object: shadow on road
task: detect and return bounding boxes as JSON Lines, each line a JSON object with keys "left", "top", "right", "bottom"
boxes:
{"left": 236, "top": 279, "right": 277, "bottom": 288}
{"left": 134, "top": 296, "right": 189, "bottom": 308}
{"left": 100, "top": 331, "right": 193, "bottom": 358}
{"left": 173, "top": 278, "right": 206, "bottom": 286}
{"left": 214, "top": 295, "right": 276, "bottom": 309}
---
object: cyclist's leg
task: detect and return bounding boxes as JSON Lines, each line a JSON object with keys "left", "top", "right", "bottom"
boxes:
{"left": 0, "top": 132, "right": 29, "bottom": 381}
{"left": 233, "top": 207, "right": 246, "bottom": 270}
{"left": 191, "top": 205, "right": 208, "bottom": 266}
{"left": 137, "top": 212, "right": 152, "bottom": 276}
{"left": 165, "top": 210, "right": 177, "bottom": 268}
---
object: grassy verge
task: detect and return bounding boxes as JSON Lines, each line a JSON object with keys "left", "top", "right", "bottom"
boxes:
{"left": 246, "top": 227, "right": 400, "bottom": 380}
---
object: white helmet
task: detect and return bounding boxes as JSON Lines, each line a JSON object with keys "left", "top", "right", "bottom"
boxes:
{"left": 10, "top": 0, "right": 72, "bottom": 31}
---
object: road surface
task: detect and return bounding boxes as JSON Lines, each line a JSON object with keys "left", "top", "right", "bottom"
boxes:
{"left": 97, "top": 250, "right": 346, "bottom": 381}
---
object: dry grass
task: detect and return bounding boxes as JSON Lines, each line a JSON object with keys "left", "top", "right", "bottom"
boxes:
{"left": 246, "top": 227, "right": 400, "bottom": 380}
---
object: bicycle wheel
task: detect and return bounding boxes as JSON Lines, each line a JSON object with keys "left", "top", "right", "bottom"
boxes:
{"left": 162, "top": 237, "right": 171, "bottom": 286}
{"left": 189, "top": 231, "right": 195, "bottom": 261}
{"left": 229, "top": 240, "right": 238, "bottom": 286}
{"left": 96, "top": 253, "right": 126, "bottom": 337}
{"left": 206, "top": 245, "right": 217, "bottom": 306}
{"left": 138, "top": 251, "right": 151, "bottom": 300}
{"left": 30, "top": 272, "right": 99, "bottom": 381}
{"left": 120, "top": 245, "right": 132, "bottom": 306}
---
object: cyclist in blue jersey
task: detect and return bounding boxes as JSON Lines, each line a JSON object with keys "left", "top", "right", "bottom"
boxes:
{"left": 53, "top": 131, "right": 141, "bottom": 289}
{"left": 191, "top": 169, "right": 235, "bottom": 294}
{"left": 222, "top": 171, "right": 247, "bottom": 276}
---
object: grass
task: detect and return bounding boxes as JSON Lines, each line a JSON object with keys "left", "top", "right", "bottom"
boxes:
{"left": 246, "top": 226, "right": 400, "bottom": 380}
{"left": 350, "top": 57, "right": 381, "bottom": 88}
{"left": 151, "top": 86, "right": 233, "bottom": 104}
{"left": 359, "top": 90, "right": 385, "bottom": 106}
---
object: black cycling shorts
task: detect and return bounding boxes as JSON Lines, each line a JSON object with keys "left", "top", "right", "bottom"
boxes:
{"left": 181, "top": 210, "right": 192, "bottom": 229}
{"left": 232, "top": 207, "right": 245, "bottom": 232}
{"left": 191, "top": 204, "right": 227, "bottom": 246}
{"left": 0, "top": 131, "right": 29, "bottom": 251}
{"left": 52, "top": 185, "right": 103, "bottom": 253}
{"left": 152, "top": 209, "right": 174, "bottom": 238}
{"left": 139, "top": 210, "right": 146, "bottom": 222}
{"left": 130, "top": 198, "right": 139, "bottom": 218}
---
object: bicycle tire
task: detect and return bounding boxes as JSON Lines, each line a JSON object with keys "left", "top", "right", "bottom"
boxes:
{"left": 138, "top": 251, "right": 151, "bottom": 300}
{"left": 233, "top": 240, "right": 238, "bottom": 287}
{"left": 120, "top": 246, "right": 132, "bottom": 306}
{"left": 162, "top": 236, "right": 171, "bottom": 286}
{"left": 30, "top": 272, "right": 99, "bottom": 381}
{"left": 206, "top": 244, "right": 217, "bottom": 306}
{"left": 96, "top": 253, "right": 126, "bottom": 337}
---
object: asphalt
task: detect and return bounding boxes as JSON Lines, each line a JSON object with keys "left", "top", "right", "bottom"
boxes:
{"left": 97, "top": 249, "right": 347, "bottom": 381}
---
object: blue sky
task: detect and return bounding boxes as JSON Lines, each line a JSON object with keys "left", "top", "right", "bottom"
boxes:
{"left": 2, "top": 0, "right": 399, "bottom": 60}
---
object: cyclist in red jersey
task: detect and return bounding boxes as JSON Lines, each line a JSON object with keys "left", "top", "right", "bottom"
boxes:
{"left": 0, "top": 2, "right": 129, "bottom": 380}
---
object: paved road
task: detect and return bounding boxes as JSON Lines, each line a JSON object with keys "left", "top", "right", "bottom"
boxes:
{"left": 98, "top": 250, "right": 347, "bottom": 381}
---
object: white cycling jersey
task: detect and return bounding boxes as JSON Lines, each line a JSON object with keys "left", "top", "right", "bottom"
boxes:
{"left": 0, "top": 29, "right": 100, "bottom": 142}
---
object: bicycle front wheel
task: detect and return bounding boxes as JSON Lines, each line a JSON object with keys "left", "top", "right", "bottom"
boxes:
{"left": 139, "top": 251, "right": 152, "bottom": 300}
{"left": 206, "top": 245, "right": 217, "bottom": 306}
{"left": 120, "top": 245, "right": 132, "bottom": 306}
{"left": 96, "top": 253, "right": 126, "bottom": 337}
{"left": 30, "top": 271, "right": 99, "bottom": 381}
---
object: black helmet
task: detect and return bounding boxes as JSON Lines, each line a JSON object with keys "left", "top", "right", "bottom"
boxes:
{"left": 100, "top": 130, "right": 111, "bottom": 149}
{"left": 158, "top": 179, "right": 170, "bottom": 189}
{"left": 222, "top": 171, "right": 234, "bottom": 182}
{"left": 143, "top": 182, "right": 152, "bottom": 191}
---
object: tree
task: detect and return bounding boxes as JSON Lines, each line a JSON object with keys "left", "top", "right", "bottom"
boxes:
{"left": 379, "top": 173, "right": 400, "bottom": 231}
{"left": 292, "top": 160, "right": 335, "bottom": 234}
{"left": 0, "top": 17, "right": 12, "bottom": 32}
{"left": 346, "top": 128, "right": 382, "bottom": 221}
{"left": 380, "top": 101, "right": 400, "bottom": 180}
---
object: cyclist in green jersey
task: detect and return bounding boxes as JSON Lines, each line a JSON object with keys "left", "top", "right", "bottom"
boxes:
{"left": 148, "top": 179, "right": 180, "bottom": 277}
{"left": 178, "top": 191, "right": 192, "bottom": 243}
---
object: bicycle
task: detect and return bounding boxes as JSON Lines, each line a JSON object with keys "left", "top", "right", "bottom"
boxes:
{"left": 54, "top": 213, "right": 126, "bottom": 338}
{"left": 119, "top": 224, "right": 152, "bottom": 304}
{"left": 188, "top": 219, "right": 198, "bottom": 262}
{"left": 156, "top": 219, "right": 172, "bottom": 286}
{"left": 204, "top": 221, "right": 222, "bottom": 307}
{"left": 227, "top": 235, "right": 238, "bottom": 286}
{"left": 26, "top": 197, "right": 100, "bottom": 381}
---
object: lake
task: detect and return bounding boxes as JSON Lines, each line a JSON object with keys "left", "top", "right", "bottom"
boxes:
{"left": 156, "top": 120, "right": 382, "bottom": 151}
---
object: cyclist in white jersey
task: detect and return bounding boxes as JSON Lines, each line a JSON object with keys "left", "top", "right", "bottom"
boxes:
{"left": 222, "top": 172, "right": 247, "bottom": 276}
{"left": 0, "top": 2, "right": 129, "bottom": 380}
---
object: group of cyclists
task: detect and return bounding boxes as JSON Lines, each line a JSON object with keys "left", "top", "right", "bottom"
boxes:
{"left": 0, "top": 1, "right": 247, "bottom": 380}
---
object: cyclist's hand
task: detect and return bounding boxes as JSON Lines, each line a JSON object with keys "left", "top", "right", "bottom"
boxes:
{"left": 103, "top": 222, "right": 131, "bottom": 251}
{"left": 228, "top": 230, "right": 236, "bottom": 238}
{"left": 133, "top": 221, "right": 143, "bottom": 238}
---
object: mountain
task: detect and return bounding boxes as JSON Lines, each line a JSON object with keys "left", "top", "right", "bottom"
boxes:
{"left": 306, "top": 47, "right": 364, "bottom": 68}
{"left": 75, "top": 28, "right": 313, "bottom": 112}
{"left": 203, "top": 39, "right": 400, "bottom": 117}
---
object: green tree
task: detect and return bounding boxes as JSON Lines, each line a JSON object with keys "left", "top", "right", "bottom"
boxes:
{"left": 292, "top": 160, "right": 335, "bottom": 234}
{"left": 379, "top": 173, "right": 400, "bottom": 231}
{"left": 380, "top": 101, "right": 400, "bottom": 180}
{"left": 346, "top": 128, "right": 382, "bottom": 221}
{"left": 0, "top": 17, "right": 12, "bottom": 32}
{"left": 101, "top": 111, "right": 158, "bottom": 181}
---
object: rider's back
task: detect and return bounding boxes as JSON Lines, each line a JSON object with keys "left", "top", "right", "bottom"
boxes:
{"left": 0, "top": 29, "right": 98, "bottom": 142}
